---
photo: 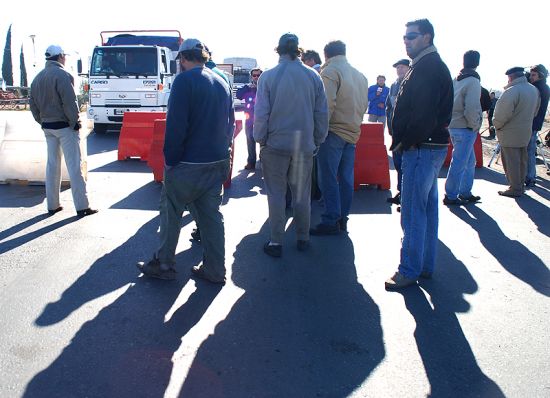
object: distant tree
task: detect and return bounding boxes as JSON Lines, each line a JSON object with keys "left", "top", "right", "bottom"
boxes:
{"left": 20, "top": 45, "right": 28, "bottom": 87}
{"left": 2, "top": 24, "right": 13, "bottom": 86}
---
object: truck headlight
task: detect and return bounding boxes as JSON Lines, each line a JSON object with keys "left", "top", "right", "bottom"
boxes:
{"left": 145, "top": 94, "right": 156, "bottom": 98}
{"left": 88, "top": 108, "right": 95, "bottom": 116}
{"left": 91, "top": 93, "right": 101, "bottom": 98}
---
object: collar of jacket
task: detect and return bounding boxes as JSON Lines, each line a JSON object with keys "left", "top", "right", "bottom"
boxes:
{"left": 532, "top": 78, "right": 548, "bottom": 91}
{"left": 411, "top": 45, "right": 437, "bottom": 66}
{"left": 278, "top": 54, "right": 301, "bottom": 64}
{"left": 457, "top": 68, "right": 480, "bottom": 81}
{"left": 45, "top": 60, "right": 64, "bottom": 69}
{"left": 504, "top": 75, "right": 528, "bottom": 89}
{"left": 322, "top": 55, "right": 347, "bottom": 68}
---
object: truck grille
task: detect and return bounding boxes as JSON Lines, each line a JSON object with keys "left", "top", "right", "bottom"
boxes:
{"left": 106, "top": 98, "right": 141, "bottom": 106}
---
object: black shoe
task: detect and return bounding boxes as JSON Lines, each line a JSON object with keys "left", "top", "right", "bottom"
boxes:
{"left": 338, "top": 217, "right": 349, "bottom": 232}
{"left": 310, "top": 223, "right": 340, "bottom": 236}
{"left": 386, "top": 192, "right": 401, "bottom": 205}
{"left": 191, "top": 265, "right": 226, "bottom": 284}
{"left": 47, "top": 206, "right": 63, "bottom": 216}
{"left": 459, "top": 194, "right": 481, "bottom": 203}
{"left": 263, "top": 242, "right": 282, "bottom": 257}
{"left": 244, "top": 163, "right": 255, "bottom": 170}
{"left": 77, "top": 208, "right": 98, "bottom": 217}
{"left": 136, "top": 258, "right": 176, "bottom": 280}
{"left": 191, "top": 228, "right": 201, "bottom": 242}
{"left": 443, "top": 195, "right": 467, "bottom": 206}
{"left": 297, "top": 240, "right": 310, "bottom": 251}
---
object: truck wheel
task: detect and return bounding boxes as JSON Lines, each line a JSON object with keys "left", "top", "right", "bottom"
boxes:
{"left": 93, "top": 123, "right": 108, "bottom": 134}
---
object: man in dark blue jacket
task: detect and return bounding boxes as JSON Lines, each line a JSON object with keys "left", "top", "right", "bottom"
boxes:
{"left": 236, "top": 68, "right": 262, "bottom": 170}
{"left": 385, "top": 19, "right": 453, "bottom": 290}
{"left": 137, "top": 38, "right": 234, "bottom": 284}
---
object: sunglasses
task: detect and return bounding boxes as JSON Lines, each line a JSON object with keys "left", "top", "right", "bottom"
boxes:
{"left": 252, "top": 74, "right": 261, "bottom": 77}
{"left": 403, "top": 32, "right": 424, "bottom": 41}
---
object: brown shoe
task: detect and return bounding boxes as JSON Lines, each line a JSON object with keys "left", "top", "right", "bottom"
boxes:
{"left": 498, "top": 190, "right": 522, "bottom": 198}
{"left": 385, "top": 272, "right": 417, "bottom": 290}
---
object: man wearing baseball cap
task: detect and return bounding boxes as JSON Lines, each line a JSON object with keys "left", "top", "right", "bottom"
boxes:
{"left": 137, "top": 38, "right": 234, "bottom": 284}
{"left": 29, "top": 44, "right": 97, "bottom": 218}
{"left": 525, "top": 64, "right": 549, "bottom": 187}
{"left": 493, "top": 67, "right": 540, "bottom": 197}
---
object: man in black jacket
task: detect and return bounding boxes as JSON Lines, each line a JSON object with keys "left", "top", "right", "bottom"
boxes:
{"left": 385, "top": 19, "right": 453, "bottom": 290}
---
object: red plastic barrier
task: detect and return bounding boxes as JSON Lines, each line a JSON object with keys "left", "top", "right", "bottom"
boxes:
{"left": 146, "top": 119, "right": 243, "bottom": 187}
{"left": 354, "top": 123, "right": 391, "bottom": 190}
{"left": 118, "top": 111, "right": 166, "bottom": 161}
{"left": 444, "top": 133, "right": 483, "bottom": 168}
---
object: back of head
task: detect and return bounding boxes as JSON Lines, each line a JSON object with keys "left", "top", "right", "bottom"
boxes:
{"left": 303, "top": 50, "right": 322, "bottom": 65}
{"left": 177, "top": 38, "right": 209, "bottom": 63}
{"left": 276, "top": 33, "right": 301, "bottom": 60}
{"left": 406, "top": 18, "right": 435, "bottom": 44}
{"left": 324, "top": 41, "right": 346, "bottom": 59}
{"left": 45, "top": 44, "right": 65, "bottom": 62}
{"left": 463, "top": 50, "right": 480, "bottom": 69}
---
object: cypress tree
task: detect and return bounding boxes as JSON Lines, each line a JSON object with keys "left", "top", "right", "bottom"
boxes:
{"left": 2, "top": 24, "right": 13, "bottom": 86}
{"left": 20, "top": 45, "right": 27, "bottom": 87}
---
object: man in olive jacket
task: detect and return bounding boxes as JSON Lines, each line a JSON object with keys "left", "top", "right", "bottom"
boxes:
{"left": 493, "top": 67, "right": 540, "bottom": 197}
{"left": 385, "top": 19, "right": 453, "bottom": 290}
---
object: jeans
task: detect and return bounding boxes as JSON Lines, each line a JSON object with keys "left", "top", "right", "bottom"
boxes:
{"left": 526, "top": 130, "right": 538, "bottom": 184}
{"left": 43, "top": 127, "right": 90, "bottom": 211}
{"left": 245, "top": 117, "right": 257, "bottom": 165}
{"left": 392, "top": 150, "right": 403, "bottom": 192}
{"left": 445, "top": 128, "right": 477, "bottom": 199}
{"left": 260, "top": 146, "right": 313, "bottom": 243}
{"left": 157, "top": 159, "right": 230, "bottom": 280}
{"left": 317, "top": 132, "right": 355, "bottom": 226}
{"left": 399, "top": 147, "right": 447, "bottom": 279}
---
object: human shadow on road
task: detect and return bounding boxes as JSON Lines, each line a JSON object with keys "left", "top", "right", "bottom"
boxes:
{"left": 0, "top": 213, "right": 49, "bottom": 241}
{"left": 450, "top": 206, "right": 550, "bottom": 297}
{"left": 0, "top": 216, "right": 78, "bottom": 255}
{"left": 86, "top": 130, "right": 119, "bottom": 156}
{"left": 516, "top": 194, "right": 550, "bottom": 237}
{"left": 179, "top": 222, "right": 385, "bottom": 397}
{"left": 89, "top": 158, "right": 152, "bottom": 173}
{"left": 473, "top": 166, "right": 508, "bottom": 185}
{"left": 397, "top": 241, "right": 505, "bottom": 398}
{"left": 26, "top": 215, "right": 221, "bottom": 398}
{"left": 109, "top": 181, "right": 163, "bottom": 211}
{"left": 223, "top": 167, "right": 265, "bottom": 202}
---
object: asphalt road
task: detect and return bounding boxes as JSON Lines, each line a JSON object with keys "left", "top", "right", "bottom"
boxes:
{"left": 0, "top": 112, "right": 549, "bottom": 398}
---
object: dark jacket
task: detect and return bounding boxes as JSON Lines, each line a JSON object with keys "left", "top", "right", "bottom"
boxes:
{"left": 236, "top": 84, "right": 258, "bottom": 118}
{"left": 164, "top": 66, "right": 234, "bottom": 165}
{"left": 390, "top": 47, "right": 453, "bottom": 151}
{"left": 532, "top": 79, "right": 549, "bottom": 132}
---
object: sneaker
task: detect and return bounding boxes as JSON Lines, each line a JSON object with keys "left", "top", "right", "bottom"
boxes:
{"left": 136, "top": 258, "right": 176, "bottom": 280}
{"left": 263, "top": 241, "right": 282, "bottom": 257}
{"left": 498, "top": 190, "right": 522, "bottom": 198}
{"left": 310, "top": 223, "right": 340, "bottom": 236}
{"left": 77, "top": 208, "right": 98, "bottom": 218}
{"left": 48, "top": 206, "right": 63, "bottom": 216}
{"left": 385, "top": 272, "right": 418, "bottom": 290}
{"left": 459, "top": 194, "right": 481, "bottom": 203}
{"left": 386, "top": 192, "right": 401, "bottom": 205}
{"left": 443, "top": 195, "right": 467, "bottom": 206}
{"left": 191, "top": 228, "right": 201, "bottom": 242}
{"left": 338, "top": 217, "right": 349, "bottom": 232}
{"left": 297, "top": 240, "right": 310, "bottom": 251}
{"left": 191, "top": 265, "right": 226, "bottom": 285}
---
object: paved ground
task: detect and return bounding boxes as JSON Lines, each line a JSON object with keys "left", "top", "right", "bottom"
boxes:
{"left": 0, "top": 111, "right": 549, "bottom": 398}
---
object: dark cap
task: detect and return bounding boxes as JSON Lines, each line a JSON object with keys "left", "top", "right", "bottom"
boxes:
{"left": 278, "top": 33, "right": 299, "bottom": 47}
{"left": 530, "top": 64, "right": 548, "bottom": 79}
{"left": 392, "top": 59, "right": 410, "bottom": 68}
{"left": 505, "top": 66, "right": 525, "bottom": 75}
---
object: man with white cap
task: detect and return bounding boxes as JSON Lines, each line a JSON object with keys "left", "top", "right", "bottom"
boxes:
{"left": 29, "top": 45, "right": 97, "bottom": 218}
{"left": 137, "top": 38, "right": 234, "bottom": 284}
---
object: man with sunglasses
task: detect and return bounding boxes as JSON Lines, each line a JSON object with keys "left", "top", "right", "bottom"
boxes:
{"left": 236, "top": 68, "right": 263, "bottom": 170}
{"left": 385, "top": 19, "right": 453, "bottom": 290}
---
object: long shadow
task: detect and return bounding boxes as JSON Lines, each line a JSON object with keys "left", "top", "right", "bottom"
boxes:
{"left": 89, "top": 158, "right": 152, "bottom": 173}
{"left": 0, "top": 213, "right": 49, "bottom": 241}
{"left": 516, "top": 194, "right": 550, "bottom": 237}
{"left": 0, "top": 216, "right": 78, "bottom": 255}
{"left": 179, "top": 222, "right": 385, "bottom": 397}
{"left": 25, "top": 215, "right": 221, "bottom": 397}
{"left": 450, "top": 206, "right": 550, "bottom": 296}
{"left": 86, "top": 130, "right": 120, "bottom": 156}
{"left": 398, "top": 241, "right": 505, "bottom": 397}
{"left": 0, "top": 185, "right": 48, "bottom": 208}
{"left": 474, "top": 166, "right": 508, "bottom": 185}
{"left": 223, "top": 167, "right": 265, "bottom": 202}
{"left": 110, "top": 181, "right": 163, "bottom": 211}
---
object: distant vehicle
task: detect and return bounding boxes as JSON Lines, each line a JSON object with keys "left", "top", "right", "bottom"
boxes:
{"left": 78, "top": 30, "right": 181, "bottom": 133}
{"left": 223, "top": 57, "right": 258, "bottom": 110}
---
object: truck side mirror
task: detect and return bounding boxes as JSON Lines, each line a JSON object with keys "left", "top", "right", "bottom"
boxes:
{"left": 170, "top": 60, "right": 177, "bottom": 74}
{"left": 77, "top": 59, "right": 82, "bottom": 74}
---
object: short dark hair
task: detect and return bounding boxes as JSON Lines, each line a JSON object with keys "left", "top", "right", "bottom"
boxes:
{"left": 377, "top": 75, "right": 386, "bottom": 80}
{"left": 46, "top": 54, "right": 63, "bottom": 62}
{"left": 250, "top": 68, "right": 263, "bottom": 76}
{"left": 276, "top": 41, "right": 301, "bottom": 60}
{"left": 324, "top": 41, "right": 346, "bottom": 59}
{"left": 302, "top": 50, "right": 321, "bottom": 65}
{"left": 178, "top": 49, "right": 209, "bottom": 63}
{"left": 406, "top": 18, "right": 435, "bottom": 44}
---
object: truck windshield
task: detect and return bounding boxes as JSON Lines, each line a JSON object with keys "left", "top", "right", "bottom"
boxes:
{"left": 90, "top": 47, "right": 158, "bottom": 77}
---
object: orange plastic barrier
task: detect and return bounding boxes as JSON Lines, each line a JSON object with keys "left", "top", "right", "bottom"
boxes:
{"left": 118, "top": 111, "right": 166, "bottom": 161}
{"left": 443, "top": 133, "right": 483, "bottom": 168}
{"left": 354, "top": 123, "right": 391, "bottom": 190}
{"left": 146, "top": 119, "right": 243, "bottom": 187}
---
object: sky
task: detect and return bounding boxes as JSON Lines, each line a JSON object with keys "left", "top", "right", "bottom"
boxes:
{"left": 1, "top": 0, "right": 549, "bottom": 92}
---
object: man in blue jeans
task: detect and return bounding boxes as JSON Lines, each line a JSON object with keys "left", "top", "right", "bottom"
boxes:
{"left": 444, "top": 50, "right": 483, "bottom": 205}
{"left": 385, "top": 19, "right": 453, "bottom": 290}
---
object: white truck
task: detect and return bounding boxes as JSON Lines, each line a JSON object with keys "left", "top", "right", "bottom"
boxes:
{"left": 78, "top": 30, "right": 181, "bottom": 133}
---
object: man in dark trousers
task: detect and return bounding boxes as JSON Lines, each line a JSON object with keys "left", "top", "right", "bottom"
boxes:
{"left": 385, "top": 19, "right": 453, "bottom": 290}
{"left": 236, "top": 68, "right": 262, "bottom": 170}
{"left": 137, "top": 38, "right": 234, "bottom": 284}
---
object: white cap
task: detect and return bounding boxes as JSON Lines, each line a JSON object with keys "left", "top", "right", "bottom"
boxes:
{"left": 45, "top": 45, "right": 65, "bottom": 58}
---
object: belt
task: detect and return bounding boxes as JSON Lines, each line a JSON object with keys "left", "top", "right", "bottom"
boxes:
{"left": 408, "top": 143, "right": 449, "bottom": 150}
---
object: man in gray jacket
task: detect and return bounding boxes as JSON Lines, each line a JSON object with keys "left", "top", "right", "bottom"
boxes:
{"left": 443, "top": 50, "right": 483, "bottom": 205}
{"left": 254, "top": 33, "right": 329, "bottom": 257}
{"left": 29, "top": 45, "right": 97, "bottom": 217}
{"left": 493, "top": 67, "right": 540, "bottom": 197}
